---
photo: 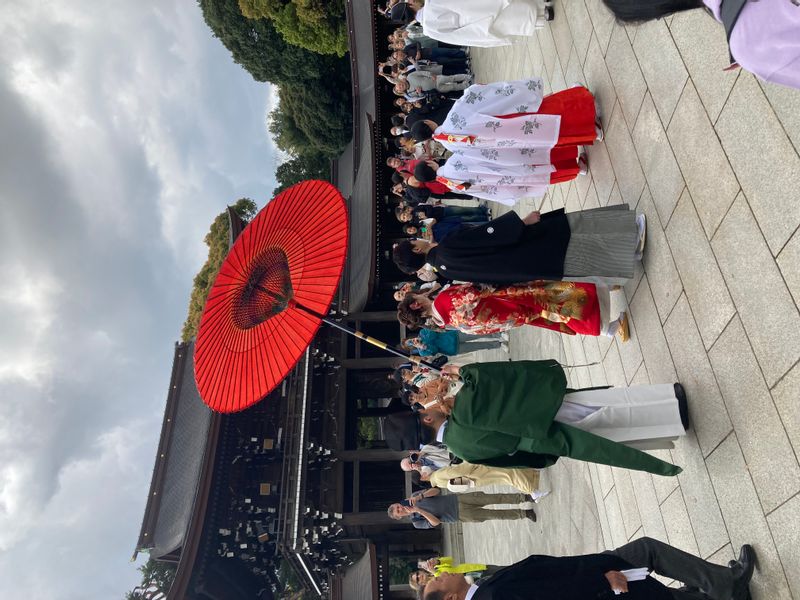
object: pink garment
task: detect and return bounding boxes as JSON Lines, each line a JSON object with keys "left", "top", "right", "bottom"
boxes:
{"left": 703, "top": 0, "right": 800, "bottom": 89}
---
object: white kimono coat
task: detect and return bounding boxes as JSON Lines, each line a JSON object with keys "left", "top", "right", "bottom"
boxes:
{"left": 420, "top": 0, "right": 546, "bottom": 48}
{"left": 434, "top": 79, "right": 562, "bottom": 205}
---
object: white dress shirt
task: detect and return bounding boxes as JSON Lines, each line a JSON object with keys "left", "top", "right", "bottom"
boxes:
{"left": 464, "top": 583, "right": 479, "bottom": 600}
{"left": 435, "top": 421, "right": 447, "bottom": 443}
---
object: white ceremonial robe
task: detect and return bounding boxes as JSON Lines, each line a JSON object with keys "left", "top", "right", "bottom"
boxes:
{"left": 554, "top": 384, "right": 686, "bottom": 450}
{"left": 434, "top": 79, "right": 562, "bottom": 205}
{"left": 420, "top": 0, "right": 547, "bottom": 48}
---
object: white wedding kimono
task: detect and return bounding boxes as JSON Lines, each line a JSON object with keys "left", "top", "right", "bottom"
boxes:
{"left": 434, "top": 79, "right": 563, "bottom": 205}
{"left": 420, "top": 0, "right": 548, "bottom": 47}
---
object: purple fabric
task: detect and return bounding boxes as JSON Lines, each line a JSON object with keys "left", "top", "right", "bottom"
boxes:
{"left": 703, "top": 0, "right": 800, "bottom": 89}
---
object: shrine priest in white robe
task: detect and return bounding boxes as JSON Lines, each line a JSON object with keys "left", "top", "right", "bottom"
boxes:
{"left": 392, "top": 0, "right": 555, "bottom": 48}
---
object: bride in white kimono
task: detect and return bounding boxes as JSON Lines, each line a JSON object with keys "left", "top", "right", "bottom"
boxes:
{"left": 419, "top": 0, "right": 554, "bottom": 47}
{"left": 410, "top": 78, "right": 602, "bottom": 205}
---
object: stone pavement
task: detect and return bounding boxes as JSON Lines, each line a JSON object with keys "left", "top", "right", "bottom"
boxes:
{"left": 450, "top": 2, "right": 800, "bottom": 598}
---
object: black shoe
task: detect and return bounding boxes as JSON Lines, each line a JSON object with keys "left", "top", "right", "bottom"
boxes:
{"left": 430, "top": 354, "right": 449, "bottom": 369}
{"left": 525, "top": 509, "right": 537, "bottom": 522}
{"left": 544, "top": 6, "right": 554, "bottom": 21}
{"left": 674, "top": 383, "right": 690, "bottom": 430}
{"left": 730, "top": 545, "right": 756, "bottom": 600}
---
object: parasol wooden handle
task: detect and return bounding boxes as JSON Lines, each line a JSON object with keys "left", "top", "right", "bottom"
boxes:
{"left": 252, "top": 283, "right": 441, "bottom": 372}
{"left": 299, "top": 305, "right": 442, "bottom": 373}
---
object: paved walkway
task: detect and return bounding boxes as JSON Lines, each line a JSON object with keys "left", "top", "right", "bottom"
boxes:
{"left": 457, "top": 2, "right": 800, "bottom": 598}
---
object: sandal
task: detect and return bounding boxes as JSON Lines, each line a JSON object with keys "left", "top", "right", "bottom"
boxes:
{"left": 635, "top": 214, "right": 647, "bottom": 260}
{"left": 595, "top": 118, "right": 604, "bottom": 142}
{"left": 617, "top": 312, "right": 630, "bottom": 342}
{"left": 594, "top": 98, "right": 604, "bottom": 142}
{"left": 578, "top": 151, "right": 589, "bottom": 175}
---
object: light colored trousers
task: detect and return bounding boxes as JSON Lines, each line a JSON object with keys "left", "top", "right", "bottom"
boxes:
{"left": 456, "top": 492, "right": 528, "bottom": 522}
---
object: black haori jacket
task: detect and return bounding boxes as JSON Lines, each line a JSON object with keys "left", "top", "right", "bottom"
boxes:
{"left": 472, "top": 553, "right": 673, "bottom": 600}
{"left": 425, "top": 209, "right": 571, "bottom": 284}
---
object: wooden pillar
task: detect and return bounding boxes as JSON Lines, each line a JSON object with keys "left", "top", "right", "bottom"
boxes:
{"left": 354, "top": 406, "right": 406, "bottom": 418}
{"left": 342, "top": 357, "right": 405, "bottom": 370}
{"left": 346, "top": 311, "right": 398, "bottom": 322}
{"left": 382, "top": 529, "right": 441, "bottom": 546}
{"left": 337, "top": 449, "right": 406, "bottom": 462}
{"left": 341, "top": 511, "right": 396, "bottom": 527}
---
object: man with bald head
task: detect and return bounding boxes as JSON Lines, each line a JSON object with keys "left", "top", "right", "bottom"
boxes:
{"left": 421, "top": 538, "right": 755, "bottom": 600}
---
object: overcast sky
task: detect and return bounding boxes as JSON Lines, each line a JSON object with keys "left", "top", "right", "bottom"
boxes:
{"left": 0, "top": 1, "right": 283, "bottom": 598}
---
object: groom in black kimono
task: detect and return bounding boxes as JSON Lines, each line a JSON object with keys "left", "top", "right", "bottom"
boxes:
{"left": 421, "top": 538, "right": 756, "bottom": 600}
{"left": 393, "top": 209, "right": 571, "bottom": 283}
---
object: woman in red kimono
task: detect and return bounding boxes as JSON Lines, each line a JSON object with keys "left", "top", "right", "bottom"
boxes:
{"left": 397, "top": 281, "right": 629, "bottom": 340}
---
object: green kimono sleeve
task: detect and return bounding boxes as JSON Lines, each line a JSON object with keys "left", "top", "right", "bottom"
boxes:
{"left": 517, "top": 422, "right": 682, "bottom": 477}
{"left": 469, "top": 451, "right": 559, "bottom": 470}
{"left": 457, "top": 360, "right": 567, "bottom": 440}
{"left": 444, "top": 423, "right": 518, "bottom": 460}
{"left": 444, "top": 423, "right": 558, "bottom": 469}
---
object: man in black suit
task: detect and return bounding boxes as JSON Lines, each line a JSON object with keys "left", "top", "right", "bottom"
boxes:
{"left": 392, "top": 209, "right": 571, "bottom": 283}
{"left": 422, "top": 537, "right": 755, "bottom": 600}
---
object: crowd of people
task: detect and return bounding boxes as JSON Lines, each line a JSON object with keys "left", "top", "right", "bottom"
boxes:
{"left": 367, "top": 0, "right": 792, "bottom": 597}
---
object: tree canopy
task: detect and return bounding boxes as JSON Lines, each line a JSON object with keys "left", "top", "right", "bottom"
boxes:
{"left": 198, "top": 0, "right": 348, "bottom": 84}
{"left": 269, "top": 83, "right": 352, "bottom": 157}
{"left": 238, "top": 0, "right": 348, "bottom": 56}
{"left": 273, "top": 150, "right": 330, "bottom": 194}
{"left": 198, "top": 0, "right": 352, "bottom": 157}
{"left": 181, "top": 198, "right": 259, "bottom": 342}
{"left": 124, "top": 559, "right": 177, "bottom": 599}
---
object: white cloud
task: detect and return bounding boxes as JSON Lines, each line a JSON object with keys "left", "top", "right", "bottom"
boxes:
{"left": 0, "top": 265, "right": 60, "bottom": 384}
{"left": 0, "top": 0, "right": 281, "bottom": 597}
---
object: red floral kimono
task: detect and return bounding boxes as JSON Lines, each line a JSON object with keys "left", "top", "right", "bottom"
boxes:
{"left": 432, "top": 282, "right": 601, "bottom": 336}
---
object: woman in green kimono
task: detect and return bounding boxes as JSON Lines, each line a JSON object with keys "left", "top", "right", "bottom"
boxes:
{"left": 414, "top": 360, "right": 688, "bottom": 476}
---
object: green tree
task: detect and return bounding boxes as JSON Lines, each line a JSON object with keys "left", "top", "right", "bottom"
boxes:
{"left": 268, "top": 102, "right": 314, "bottom": 155}
{"left": 124, "top": 558, "right": 177, "bottom": 599}
{"left": 238, "top": 0, "right": 273, "bottom": 19}
{"left": 198, "top": 0, "right": 338, "bottom": 83}
{"left": 199, "top": 0, "right": 353, "bottom": 159}
{"left": 357, "top": 417, "right": 381, "bottom": 448}
{"left": 198, "top": 0, "right": 348, "bottom": 83}
{"left": 238, "top": 0, "right": 348, "bottom": 56}
{"left": 389, "top": 556, "right": 416, "bottom": 586}
{"left": 275, "top": 559, "right": 309, "bottom": 598}
{"left": 273, "top": 151, "right": 330, "bottom": 194}
{"left": 277, "top": 83, "right": 352, "bottom": 155}
{"left": 267, "top": 83, "right": 352, "bottom": 158}
{"left": 181, "top": 198, "right": 259, "bottom": 342}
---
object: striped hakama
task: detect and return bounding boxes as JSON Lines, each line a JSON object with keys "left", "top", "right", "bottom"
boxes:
{"left": 562, "top": 205, "right": 638, "bottom": 285}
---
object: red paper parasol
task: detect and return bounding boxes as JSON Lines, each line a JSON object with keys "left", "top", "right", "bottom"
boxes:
{"left": 194, "top": 180, "right": 440, "bottom": 413}
{"left": 194, "top": 181, "right": 348, "bottom": 412}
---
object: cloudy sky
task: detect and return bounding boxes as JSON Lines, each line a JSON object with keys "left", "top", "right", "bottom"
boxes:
{"left": 0, "top": 1, "right": 283, "bottom": 597}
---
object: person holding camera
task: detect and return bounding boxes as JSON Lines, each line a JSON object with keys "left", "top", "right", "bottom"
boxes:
{"left": 387, "top": 487, "right": 536, "bottom": 529}
{"left": 400, "top": 444, "right": 452, "bottom": 474}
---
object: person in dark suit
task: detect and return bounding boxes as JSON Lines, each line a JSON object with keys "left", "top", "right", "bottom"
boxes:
{"left": 421, "top": 538, "right": 756, "bottom": 600}
{"left": 406, "top": 93, "right": 456, "bottom": 124}
{"left": 392, "top": 207, "right": 641, "bottom": 285}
